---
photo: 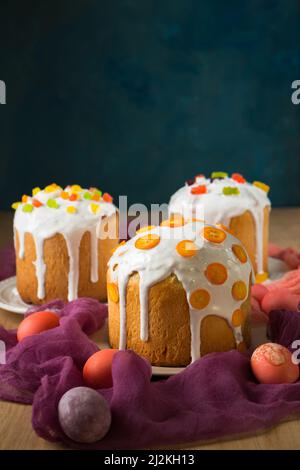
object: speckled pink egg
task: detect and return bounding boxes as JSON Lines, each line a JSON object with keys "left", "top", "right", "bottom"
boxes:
{"left": 58, "top": 387, "right": 111, "bottom": 443}
{"left": 251, "top": 343, "right": 299, "bottom": 384}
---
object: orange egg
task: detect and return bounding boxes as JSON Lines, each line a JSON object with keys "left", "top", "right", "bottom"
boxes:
{"left": 17, "top": 311, "right": 60, "bottom": 342}
{"left": 83, "top": 349, "right": 119, "bottom": 389}
{"left": 251, "top": 343, "right": 299, "bottom": 384}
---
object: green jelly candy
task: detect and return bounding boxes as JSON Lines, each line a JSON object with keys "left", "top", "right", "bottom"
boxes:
{"left": 47, "top": 198, "right": 59, "bottom": 209}
{"left": 93, "top": 189, "right": 102, "bottom": 196}
{"left": 22, "top": 203, "right": 34, "bottom": 213}
{"left": 211, "top": 171, "right": 228, "bottom": 179}
{"left": 84, "top": 192, "right": 92, "bottom": 200}
{"left": 223, "top": 186, "right": 240, "bottom": 196}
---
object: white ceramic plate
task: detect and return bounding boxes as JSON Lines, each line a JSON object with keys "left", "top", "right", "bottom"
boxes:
{"left": 0, "top": 276, "right": 30, "bottom": 314}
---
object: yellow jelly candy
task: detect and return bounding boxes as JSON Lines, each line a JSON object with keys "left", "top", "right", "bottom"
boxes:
{"left": 90, "top": 203, "right": 100, "bottom": 214}
{"left": 32, "top": 187, "right": 41, "bottom": 196}
{"left": 253, "top": 181, "right": 270, "bottom": 194}
{"left": 11, "top": 202, "right": 21, "bottom": 210}
{"left": 67, "top": 206, "right": 77, "bottom": 214}
{"left": 71, "top": 184, "right": 82, "bottom": 193}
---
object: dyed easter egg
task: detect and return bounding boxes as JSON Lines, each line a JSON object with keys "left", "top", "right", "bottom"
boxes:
{"left": 251, "top": 343, "right": 299, "bottom": 384}
{"left": 58, "top": 387, "right": 111, "bottom": 443}
{"left": 17, "top": 311, "right": 60, "bottom": 342}
{"left": 83, "top": 349, "right": 118, "bottom": 389}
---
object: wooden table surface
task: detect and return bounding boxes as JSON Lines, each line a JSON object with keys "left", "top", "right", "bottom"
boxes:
{"left": 1, "top": 208, "right": 300, "bottom": 450}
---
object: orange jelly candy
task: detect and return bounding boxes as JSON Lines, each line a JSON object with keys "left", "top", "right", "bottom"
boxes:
{"left": 69, "top": 193, "right": 78, "bottom": 201}
{"left": 202, "top": 226, "right": 226, "bottom": 244}
{"left": 135, "top": 233, "right": 160, "bottom": 250}
{"left": 102, "top": 193, "right": 113, "bottom": 203}
{"left": 232, "top": 173, "right": 246, "bottom": 184}
{"left": 232, "top": 244, "right": 248, "bottom": 263}
{"left": 176, "top": 240, "right": 198, "bottom": 258}
{"left": 205, "top": 263, "right": 228, "bottom": 285}
{"left": 32, "top": 199, "right": 43, "bottom": 208}
{"left": 232, "top": 281, "right": 247, "bottom": 301}
{"left": 191, "top": 185, "right": 207, "bottom": 195}
{"left": 107, "top": 283, "right": 119, "bottom": 303}
{"left": 189, "top": 289, "right": 210, "bottom": 310}
{"left": 60, "top": 191, "right": 69, "bottom": 200}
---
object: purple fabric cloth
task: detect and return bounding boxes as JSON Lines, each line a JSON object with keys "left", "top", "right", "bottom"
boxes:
{"left": 1, "top": 300, "right": 300, "bottom": 449}
{"left": 0, "top": 247, "right": 15, "bottom": 281}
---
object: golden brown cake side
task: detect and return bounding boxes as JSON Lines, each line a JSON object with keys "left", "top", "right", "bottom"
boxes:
{"left": 16, "top": 212, "right": 119, "bottom": 304}
{"left": 108, "top": 271, "right": 251, "bottom": 367}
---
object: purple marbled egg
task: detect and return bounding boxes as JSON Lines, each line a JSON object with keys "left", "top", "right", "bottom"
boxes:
{"left": 58, "top": 387, "right": 111, "bottom": 443}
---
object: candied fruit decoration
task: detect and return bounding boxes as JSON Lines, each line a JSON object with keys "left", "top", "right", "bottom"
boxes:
{"left": 161, "top": 215, "right": 185, "bottom": 228}
{"left": 22, "top": 203, "right": 34, "bottom": 213}
{"left": 71, "top": 184, "right": 82, "bottom": 193}
{"left": 47, "top": 199, "right": 59, "bottom": 209}
{"left": 185, "top": 178, "right": 195, "bottom": 186}
{"left": 136, "top": 225, "right": 155, "bottom": 234}
{"left": 191, "top": 185, "right": 207, "bottom": 195}
{"left": 67, "top": 206, "right": 77, "bottom": 214}
{"left": 223, "top": 186, "right": 240, "bottom": 196}
{"left": 32, "top": 187, "right": 41, "bottom": 196}
{"left": 253, "top": 181, "right": 270, "bottom": 194}
{"left": 92, "top": 194, "right": 100, "bottom": 202}
{"left": 69, "top": 193, "right": 78, "bottom": 201}
{"left": 45, "top": 183, "right": 60, "bottom": 193}
{"left": 176, "top": 240, "right": 198, "bottom": 258}
{"left": 107, "top": 283, "right": 119, "bottom": 303}
{"left": 135, "top": 233, "right": 160, "bottom": 250}
{"left": 255, "top": 272, "right": 269, "bottom": 284}
{"left": 232, "top": 308, "right": 246, "bottom": 327}
{"left": 205, "top": 263, "right": 228, "bottom": 285}
{"left": 11, "top": 202, "right": 21, "bottom": 210}
{"left": 232, "top": 244, "right": 248, "bottom": 263}
{"left": 83, "top": 192, "right": 92, "bottom": 200}
{"left": 232, "top": 280, "right": 247, "bottom": 301}
{"left": 102, "top": 192, "right": 113, "bottom": 203}
{"left": 60, "top": 191, "right": 69, "bottom": 199}
{"left": 202, "top": 226, "right": 226, "bottom": 244}
{"left": 211, "top": 171, "right": 228, "bottom": 179}
{"left": 232, "top": 173, "right": 246, "bottom": 184}
{"left": 32, "top": 199, "right": 43, "bottom": 208}
{"left": 189, "top": 288, "right": 210, "bottom": 310}
{"left": 22, "top": 194, "right": 28, "bottom": 203}
{"left": 90, "top": 203, "right": 100, "bottom": 215}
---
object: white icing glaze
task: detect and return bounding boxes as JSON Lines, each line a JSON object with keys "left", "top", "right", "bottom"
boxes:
{"left": 108, "top": 221, "right": 253, "bottom": 363}
{"left": 168, "top": 176, "right": 271, "bottom": 274}
{"left": 14, "top": 186, "right": 117, "bottom": 301}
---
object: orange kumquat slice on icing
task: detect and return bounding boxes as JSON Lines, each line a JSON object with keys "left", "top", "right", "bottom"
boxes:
{"left": 231, "top": 308, "right": 245, "bottom": 327}
{"left": 135, "top": 233, "right": 160, "bottom": 250}
{"left": 205, "top": 263, "right": 228, "bottom": 285}
{"left": 160, "top": 215, "right": 185, "bottom": 228}
{"left": 202, "top": 226, "right": 226, "bottom": 244}
{"left": 136, "top": 225, "right": 155, "bottom": 234}
{"left": 232, "top": 244, "right": 248, "bottom": 263}
{"left": 189, "top": 289, "right": 210, "bottom": 310}
{"left": 107, "top": 283, "right": 119, "bottom": 303}
{"left": 176, "top": 240, "right": 198, "bottom": 258}
{"left": 232, "top": 280, "right": 247, "bottom": 301}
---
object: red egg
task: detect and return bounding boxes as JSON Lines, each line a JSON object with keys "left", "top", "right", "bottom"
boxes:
{"left": 17, "top": 310, "right": 60, "bottom": 342}
{"left": 251, "top": 343, "right": 299, "bottom": 384}
{"left": 83, "top": 349, "right": 118, "bottom": 389}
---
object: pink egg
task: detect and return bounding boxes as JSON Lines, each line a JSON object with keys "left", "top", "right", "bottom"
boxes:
{"left": 251, "top": 343, "right": 299, "bottom": 384}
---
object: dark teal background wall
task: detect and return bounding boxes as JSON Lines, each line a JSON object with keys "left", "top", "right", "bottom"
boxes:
{"left": 1, "top": 0, "right": 300, "bottom": 208}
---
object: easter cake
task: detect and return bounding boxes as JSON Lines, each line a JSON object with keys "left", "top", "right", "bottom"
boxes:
{"left": 12, "top": 183, "right": 118, "bottom": 304}
{"left": 168, "top": 172, "right": 271, "bottom": 281}
{"left": 107, "top": 219, "right": 253, "bottom": 367}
